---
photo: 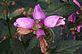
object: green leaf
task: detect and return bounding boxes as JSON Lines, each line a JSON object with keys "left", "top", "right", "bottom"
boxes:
{"left": 0, "top": 39, "right": 10, "bottom": 54}
{"left": 37, "top": 0, "right": 51, "bottom": 4}
{"left": 0, "top": 6, "right": 4, "bottom": 19}
{"left": 26, "top": 37, "right": 41, "bottom": 54}
{"left": 0, "top": 19, "right": 8, "bottom": 36}
{"left": 0, "top": 38, "right": 26, "bottom": 54}
{"left": 27, "top": 37, "right": 38, "bottom": 50}
{"left": 43, "top": 0, "right": 75, "bottom": 16}
{"left": 56, "top": 40, "right": 82, "bottom": 54}
{"left": 9, "top": 11, "right": 22, "bottom": 19}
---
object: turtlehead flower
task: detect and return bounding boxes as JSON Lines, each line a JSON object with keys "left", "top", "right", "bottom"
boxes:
{"left": 68, "top": 0, "right": 82, "bottom": 23}
{"left": 67, "top": 0, "right": 82, "bottom": 40}
{"left": 73, "top": 0, "right": 82, "bottom": 8}
{"left": 77, "top": 24, "right": 82, "bottom": 32}
{"left": 68, "top": 12, "right": 76, "bottom": 23}
{"left": 14, "top": 4, "right": 65, "bottom": 36}
{"left": 14, "top": 4, "right": 65, "bottom": 53}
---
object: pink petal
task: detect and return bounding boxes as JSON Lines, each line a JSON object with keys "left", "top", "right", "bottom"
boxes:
{"left": 56, "top": 18, "right": 65, "bottom": 26}
{"left": 77, "top": 24, "right": 82, "bottom": 32}
{"left": 44, "top": 15, "right": 65, "bottom": 27}
{"left": 76, "top": 10, "right": 82, "bottom": 15}
{"left": 14, "top": 17, "right": 35, "bottom": 29}
{"left": 68, "top": 12, "right": 76, "bottom": 23}
{"left": 73, "top": 0, "right": 82, "bottom": 8}
{"left": 36, "top": 29, "right": 46, "bottom": 39}
{"left": 33, "top": 4, "right": 45, "bottom": 20}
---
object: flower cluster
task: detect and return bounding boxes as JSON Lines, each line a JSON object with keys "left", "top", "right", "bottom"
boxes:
{"left": 14, "top": 4, "right": 65, "bottom": 53}
{"left": 67, "top": 0, "right": 82, "bottom": 40}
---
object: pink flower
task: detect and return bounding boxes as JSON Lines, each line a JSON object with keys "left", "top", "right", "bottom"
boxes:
{"left": 14, "top": 4, "right": 65, "bottom": 29}
{"left": 73, "top": 0, "right": 82, "bottom": 8}
{"left": 77, "top": 24, "right": 82, "bottom": 32}
{"left": 44, "top": 15, "right": 65, "bottom": 27}
{"left": 33, "top": 4, "right": 46, "bottom": 20}
{"left": 14, "top": 4, "right": 65, "bottom": 37}
{"left": 14, "top": 4, "right": 65, "bottom": 36}
{"left": 14, "top": 17, "right": 35, "bottom": 29}
{"left": 14, "top": 4, "right": 65, "bottom": 53}
{"left": 68, "top": 12, "right": 76, "bottom": 23}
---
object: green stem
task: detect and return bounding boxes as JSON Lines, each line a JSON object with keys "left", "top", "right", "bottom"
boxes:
{"left": 49, "top": 28, "right": 55, "bottom": 42}
{"left": 4, "top": 0, "right": 12, "bottom": 38}
{"left": 6, "top": 18, "right": 12, "bottom": 38}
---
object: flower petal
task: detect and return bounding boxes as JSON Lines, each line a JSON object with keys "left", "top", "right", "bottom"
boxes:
{"left": 44, "top": 15, "right": 64, "bottom": 27}
{"left": 73, "top": 0, "right": 82, "bottom": 8}
{"left": 36, "top": 29, "right": 46, "bottom": 38}
{"left": 14, "top": 17, "right": 35, "bottom": 29}
{"left": 39, "top": 37, "right": 48, "bottom": 53}
{"left": 77, "top": 24, "right": 82, "bottom": 32}
{"left": 56, "top": 18, "right": 65, "bottom": 26}
{"left": 76, "top": 10, "right": 82, "bottom": 15}
{"left": 68, "top": 12, "right": 76, "bottom": 23}
{"left": 16, "top": 27, "right": 33, "bottom": 35}
{"left": 33, "top": 4, "right": 45, "bottom": 20}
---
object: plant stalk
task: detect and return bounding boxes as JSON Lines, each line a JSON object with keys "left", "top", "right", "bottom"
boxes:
{"left": 4, "top": 0, "right": 12, "bottom": 38}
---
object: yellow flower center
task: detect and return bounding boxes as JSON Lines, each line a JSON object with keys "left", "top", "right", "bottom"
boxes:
{"left": 80, "top": 8, "right": 82, "bottom": 10}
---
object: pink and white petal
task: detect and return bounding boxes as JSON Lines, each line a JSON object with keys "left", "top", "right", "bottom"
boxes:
{"left": 33, "top": 4, "right": 46, "bottom": 20}
{"left": 14, "top": 17, "right": 35, "bottom": 29}
{"left": 44, "top": 15, "right": 63, "bottom": 27}
{"left": 56, "top": 18, "right": 65, "bottom": 26}
{"left": 77, "top": 24, "right": 82, "bottom": 32}
{"left": 73, "top": 0, "right": 82, "bottom": 8}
